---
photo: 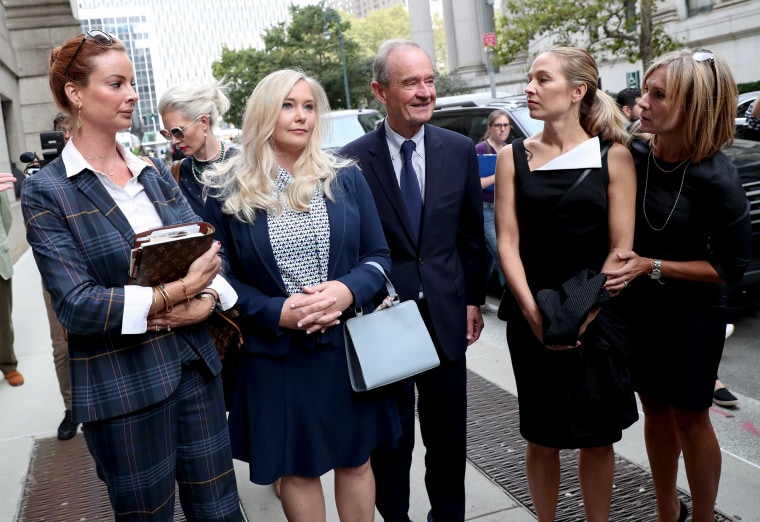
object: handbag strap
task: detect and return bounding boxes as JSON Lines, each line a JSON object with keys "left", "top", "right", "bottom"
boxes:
{"left": 553, "top": 141, "right": 612, "bottom": 211}
{"left": 365, "top": 261, "right": 399, "bottom": 303}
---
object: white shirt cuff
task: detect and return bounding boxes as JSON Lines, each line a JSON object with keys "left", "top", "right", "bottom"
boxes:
{"left": 209, "top": 275, "right": 238, "bottom": 311}
{"left": 123, "top": 284, "right": 153, "bottom": 334}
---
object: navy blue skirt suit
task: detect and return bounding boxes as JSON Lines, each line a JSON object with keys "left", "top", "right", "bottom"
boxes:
{"left": 204, "top": 164, "right": 402, "bottom": 484}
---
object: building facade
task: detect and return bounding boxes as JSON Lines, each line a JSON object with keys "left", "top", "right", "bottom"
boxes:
{"left": 410, "top": 0, "right": 760, "bottom": 95}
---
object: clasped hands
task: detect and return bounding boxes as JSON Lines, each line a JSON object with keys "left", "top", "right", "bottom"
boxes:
{"left": 147, "top": 242, "right": 222, "bottom": 332}
{"left": 282, "top": 281, "right": 353, "bottom": 335}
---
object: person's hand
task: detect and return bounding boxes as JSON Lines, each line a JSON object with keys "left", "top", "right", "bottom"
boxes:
{"left": 0, "top": 173, "right": 16, "bottom": 192}
{"left": 148, "top": 295, "right": 215, "bottom": 331}
{"left": 604, "top": 250, "right": 649, "bottom": 293}
{"left": 282, "top": 280, "right": 352, "bottom": 334}
{"left": 184, "top": 241, "right": 223, "bottom": 292}
{"left": 466, "top": 305, "right": 484, "bottom": 345}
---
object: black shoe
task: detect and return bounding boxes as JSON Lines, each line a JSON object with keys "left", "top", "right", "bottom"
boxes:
{"left": 57, "top": 410, "right": 79, "bottom": 440}
{"left": 713, "top": 386, "right": 739, "bottom": 407}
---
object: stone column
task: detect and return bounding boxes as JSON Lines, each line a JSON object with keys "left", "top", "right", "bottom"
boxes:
{"left": 408, "top": 0, "right": 436, "bottom": 65}
{"left": 3, "top": 1, "right": 79, "bottom": 165}
{"left": 445, "top": 0, "right": 487, "bottom": 78}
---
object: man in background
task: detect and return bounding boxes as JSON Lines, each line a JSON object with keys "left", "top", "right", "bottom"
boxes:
{"left": 615, "top": 87, "right": 642, "bottom": 124}
{"left": 43, "top": 112, "right": 79, "bottom": 440}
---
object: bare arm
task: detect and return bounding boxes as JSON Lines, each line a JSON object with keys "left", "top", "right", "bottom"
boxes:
{"left": 495, "top": 145, "right": 543, "bottom": 342}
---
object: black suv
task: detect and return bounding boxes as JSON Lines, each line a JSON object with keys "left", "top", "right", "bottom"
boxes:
{"left": 429, "top": 95, "right": 760, "bottom": 320}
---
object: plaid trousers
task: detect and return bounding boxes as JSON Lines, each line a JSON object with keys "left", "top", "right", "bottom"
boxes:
{"left": 83, "top": 361, "right": 240, "bottom": 521}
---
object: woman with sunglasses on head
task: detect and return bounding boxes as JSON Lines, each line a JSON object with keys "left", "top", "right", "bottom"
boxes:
{"left": 158, "top": 82, "right": 234, "bottom": 218}
{"left": 21, "top": 30, "right": 241, "bottom": 520}
{"left": 605, "top": 49, "right": 751, "bottom": 522}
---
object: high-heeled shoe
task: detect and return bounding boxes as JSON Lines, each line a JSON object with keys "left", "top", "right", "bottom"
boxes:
{"left": 678, "top": 498, "right": 688, "bottom": 522}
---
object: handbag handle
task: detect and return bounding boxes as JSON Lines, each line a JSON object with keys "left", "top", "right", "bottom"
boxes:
{"left": 351, "top": 262, "right": 399, "bottom": 317}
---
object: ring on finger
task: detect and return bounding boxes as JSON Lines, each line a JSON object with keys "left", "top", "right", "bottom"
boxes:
{"left": 623, "top": 280, "right": 629, "bottom": 288}
{"left": 154, "top": 324, "right": 159, "bottom": 332}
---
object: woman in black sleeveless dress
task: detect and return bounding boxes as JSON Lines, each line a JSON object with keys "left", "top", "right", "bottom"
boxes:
{"left": 495, "top": 45, "right": 638, "bottom": 522}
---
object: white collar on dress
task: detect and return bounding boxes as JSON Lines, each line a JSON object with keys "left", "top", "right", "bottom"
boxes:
{"left": 534, "top": 136, "right": 601, "bottom": 171}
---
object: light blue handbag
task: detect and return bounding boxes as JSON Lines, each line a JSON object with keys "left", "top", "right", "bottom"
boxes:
{"left": 344, "top": 262, "right": 440, "bottom": 392}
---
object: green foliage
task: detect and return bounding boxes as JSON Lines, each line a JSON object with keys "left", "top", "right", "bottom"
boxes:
{"left": 211, "top": 2, "right": 376, "bottom": 126}
{"left": 346, "top": 4, "right": 411, "bottom": 59}
{"left": 739, "top": 82, "right": 760, "bottom": 94}
{"left": 436, "top": 73, "right": 470, "bottom": 97}
{"left": 493, "top": 0, "right": 680, "bottom": 67}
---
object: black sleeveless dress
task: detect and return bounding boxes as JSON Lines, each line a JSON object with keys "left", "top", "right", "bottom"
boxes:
{"left": 501, "top": 138, "right": 638, "bottom": 448}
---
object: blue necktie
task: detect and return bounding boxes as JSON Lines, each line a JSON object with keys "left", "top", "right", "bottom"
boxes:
{"left": 400, "top": 140, "right": 422, "bottom": 239}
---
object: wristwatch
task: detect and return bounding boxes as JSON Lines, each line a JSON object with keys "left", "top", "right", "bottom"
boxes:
{"left": 196, "top": 292, "right": 218, "bottom": 316}
{"left": 650, "top": 259, "right": 662, "bottom": 280}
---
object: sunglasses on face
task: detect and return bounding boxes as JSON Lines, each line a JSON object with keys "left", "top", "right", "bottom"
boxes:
{"left": 159, "top": 115, "right": 204, "bottom": 141}
{"left": 65, "top": 30, "right": 114, "bottom": 79}
{"left": 492, "top": 123, "right": 510, "bottom": 129}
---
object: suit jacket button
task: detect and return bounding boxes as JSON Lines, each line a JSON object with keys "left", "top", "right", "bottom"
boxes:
{"left": 418, "top": 258, "right": 424, "bottom": 264}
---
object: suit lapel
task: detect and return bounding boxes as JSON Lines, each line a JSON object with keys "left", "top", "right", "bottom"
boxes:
{"left": 71, "top": 170, "right": 135, "bottom": 245}
{"left": 247, "top": 213, "right": 289, "bottom": 295}
{"left": 421, "top": 125, "right": 445, "bottom": 242}
{"left": 366, "top": 129, "right": 419, "bottom": 244}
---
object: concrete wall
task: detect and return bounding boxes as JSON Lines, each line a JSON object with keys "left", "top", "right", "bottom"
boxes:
{"left": 0, "top": 0, "right": 79, "bottom": 201}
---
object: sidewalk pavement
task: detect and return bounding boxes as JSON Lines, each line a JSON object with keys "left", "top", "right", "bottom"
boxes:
{"left": 2, "top": 199, "right": 760, "bottom": 521}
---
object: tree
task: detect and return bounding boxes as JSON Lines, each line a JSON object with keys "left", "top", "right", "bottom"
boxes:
{"left": 492, "top": 0, "right": 681, "bottom": 70}
{"left": 212, "top": 3, "right": 375, "bottom": 126}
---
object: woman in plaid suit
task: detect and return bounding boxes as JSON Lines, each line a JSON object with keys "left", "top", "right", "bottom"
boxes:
{"left": 21, "top": 31, "right": 240, "bottom": 521}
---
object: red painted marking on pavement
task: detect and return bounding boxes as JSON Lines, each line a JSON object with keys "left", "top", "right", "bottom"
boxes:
{"left": 744, "top": 421, "right": 760, "bottom": 438}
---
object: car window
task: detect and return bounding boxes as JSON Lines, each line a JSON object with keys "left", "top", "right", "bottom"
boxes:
{"left": 323, "top": 112, "right": 382, "bottom": 150}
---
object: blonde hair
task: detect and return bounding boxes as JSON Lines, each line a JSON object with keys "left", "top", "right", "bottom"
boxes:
{"left": 202, "top": 69, "right": 352, "bottom": 223}
{"left": 158, "top": 80, "right": 231, "bottom": 129}
{"left": 640, "top": 48, "right": 737, "bottom": 163}
{"left": 543, "top": 45, "right": 631, "bottom": 145}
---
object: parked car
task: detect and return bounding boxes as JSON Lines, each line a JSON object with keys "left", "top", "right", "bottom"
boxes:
{"left": 735, "top": 90, "right": 760, "bottom": 141}
{"left": 429, "top": 94, "right": 760, "bottom": 319}
{"left": 323, "top": 109, "right": 383, "bottom": 151}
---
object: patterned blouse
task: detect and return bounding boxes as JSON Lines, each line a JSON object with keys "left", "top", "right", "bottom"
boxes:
{"left": 267, "top": 167, "right": 331, "bottom": 296}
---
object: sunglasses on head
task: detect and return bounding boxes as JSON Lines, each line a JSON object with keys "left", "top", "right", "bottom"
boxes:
{"left": 693, "top": 49, "right": 717, "bottom": 97}
{"left": 159, "top": 115, "right": 205, "bottom": 141}
{"left": 65, "top": 30, "right": 114, "bottom": 79}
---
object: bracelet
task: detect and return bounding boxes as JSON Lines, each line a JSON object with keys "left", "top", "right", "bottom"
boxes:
{"left": 196, "top": 292, "right": 217, "bottom": 317}
{"left": 157, "top": 284, "right": 173, "bottom": 313}
{"left": 151, "top": 287, "right": 158, "bottom": 313}
{"left": 178, "top": 277, "right": 191, "bottom": 310}
{"left": 154, "top": 285, "right": 168, "bottom": 311}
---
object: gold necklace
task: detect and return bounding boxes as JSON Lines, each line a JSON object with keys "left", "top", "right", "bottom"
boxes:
{"left": 191, "top": 141, "right": 226, "bottom": 178}
{"left": 643, "top": 149, "right": 689, "bottom": 231}
{"left": 193, "top": 143, "right": 222, "bottom": 162}
{"left": 650, "top": 149, "right": 689, "bottom": 173}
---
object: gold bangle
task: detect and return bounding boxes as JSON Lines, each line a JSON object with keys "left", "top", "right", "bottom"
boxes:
{"left": 157, "top": 284, "right": 173, "bottom": 313}
{"left": 179, "top": 277, "right": 191, "bottom": 310}
{"left": 151, "top": 286, "right": 158, "bottom": 313}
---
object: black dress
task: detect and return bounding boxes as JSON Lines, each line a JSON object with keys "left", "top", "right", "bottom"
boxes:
{"left": 502, "top": 138, "right": 638, "bottom": 449}
{"left": 624, "top": 138, "right": 751, "bottom": 410}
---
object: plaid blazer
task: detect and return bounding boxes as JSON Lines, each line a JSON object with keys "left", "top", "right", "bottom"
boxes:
{"left": 21, "top": 155, "right": 221, "bottom": 423}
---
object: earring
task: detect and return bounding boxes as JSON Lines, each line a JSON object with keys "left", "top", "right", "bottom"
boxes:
{"left": 76, "top": 104, "right": 83, "bottom": 128}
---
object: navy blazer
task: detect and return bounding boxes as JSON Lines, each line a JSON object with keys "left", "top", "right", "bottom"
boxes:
{"left": 21, "top": 155, "right": 220, "bottom": 423}
{"left": 339, "top": 123, "right": 486, "bottom": 361}
{"left": 203, "top": 164, "right": 391, "bottom": 356}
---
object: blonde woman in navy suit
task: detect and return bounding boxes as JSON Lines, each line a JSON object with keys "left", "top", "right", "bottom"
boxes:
{"left": 21, "top": 31, "right": 240, "bottom": 520}
{"left": 202, "top": 69, "right": 401, "bottom": 521}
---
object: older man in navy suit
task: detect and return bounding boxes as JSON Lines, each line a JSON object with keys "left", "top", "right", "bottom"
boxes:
{"left": 339, "top": 39, "right": 486, "bottom": 522}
